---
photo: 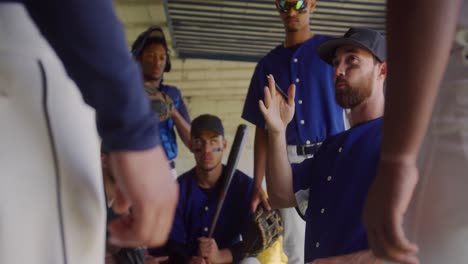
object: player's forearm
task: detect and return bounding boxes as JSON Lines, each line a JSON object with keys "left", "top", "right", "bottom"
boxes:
{"left": 309, "top": 250, "right": 382, "bottom": 264}
{"left": 172, "top": 110, "right": 191, "bottom": 147}
{"left": 381, "top": 0, "right": 462, "bottom": 164}
{"left": 253, "top": 127, "right": 268, "bottom": 189}
{"left": 265, "top": 130, "right": 296, "bottom": 208}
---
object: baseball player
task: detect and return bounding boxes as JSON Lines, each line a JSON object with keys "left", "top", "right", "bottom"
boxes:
{"left": 131, "top": 26, "right": 191, "bottom": 177}
{"left": 260, "top": 28, "right": 387, "bottom": 263}
{"left": 241, "top": 1, "right": 346, "bottom": 262}
{"left": 0, "top": 1, "right": 178, "bottom": 263}
{"left": 363, "top": 0, "right": 468, "bottom": 264}
{"left": 153, "top": 114, "right": 258, "bottom": 264}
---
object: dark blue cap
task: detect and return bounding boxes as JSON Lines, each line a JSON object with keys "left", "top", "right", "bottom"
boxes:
{"left": 317, "top": 28, "right": 386, "bottom": 64}
{"left": 191, "top": 114, "right": 224, "bottom": 137}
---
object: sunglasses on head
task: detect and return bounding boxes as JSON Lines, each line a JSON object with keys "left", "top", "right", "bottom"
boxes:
{"left": 277, "top": 0, "right": 307, "bottom": 13}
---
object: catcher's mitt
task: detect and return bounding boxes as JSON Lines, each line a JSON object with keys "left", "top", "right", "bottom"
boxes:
{"left": 148, "top": 91, "right": 174, "bottom": 122}
{"left": 242, "top": 206, "right": 284, "bottom": 257}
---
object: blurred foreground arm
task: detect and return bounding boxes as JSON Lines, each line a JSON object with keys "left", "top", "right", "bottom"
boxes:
{"left": 363, "top": 0, "right": 462, "bottom": 263}
{"left": 107, "top": 146, "right": 179, "bottom": 247}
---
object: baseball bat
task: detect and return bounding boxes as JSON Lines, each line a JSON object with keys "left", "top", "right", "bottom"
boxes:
{"left": 208, "top": 124, "right": 249, "bottom": 238}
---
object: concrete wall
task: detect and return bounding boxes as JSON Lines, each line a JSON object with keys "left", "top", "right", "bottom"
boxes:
{"left": 164, "top": 58, "right": 258, "bottom": 177}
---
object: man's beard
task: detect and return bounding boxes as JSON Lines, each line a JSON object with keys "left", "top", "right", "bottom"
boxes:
{"left": 335, "top": 78, "right": 372, "bottom": 109}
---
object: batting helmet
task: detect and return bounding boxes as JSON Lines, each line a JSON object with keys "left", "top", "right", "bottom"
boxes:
{"left": 131, "top": 26, "right": 171, "bottom": 72}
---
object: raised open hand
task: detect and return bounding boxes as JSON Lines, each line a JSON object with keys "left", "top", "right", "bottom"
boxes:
{"left": 258, "top": 74, "right": 296, "bottom": 134}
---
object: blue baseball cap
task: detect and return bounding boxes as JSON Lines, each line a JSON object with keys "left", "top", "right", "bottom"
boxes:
{"left": 191, "top": 114, "right": 224, "bottom": 138}
{"left": 317, "top": 28, "right": 386, "bottom": 65}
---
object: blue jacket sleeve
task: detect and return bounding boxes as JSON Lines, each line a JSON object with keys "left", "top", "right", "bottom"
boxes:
{"left": 25, "top": 0, "right": 160, "bottom": 151}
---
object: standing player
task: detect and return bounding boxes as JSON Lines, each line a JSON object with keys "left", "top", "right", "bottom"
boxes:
{"left": 242, "top": 1, "right": 345, "bottom": 262}
{"left": 132, "top": 26, "right": 191, "bottom": 176}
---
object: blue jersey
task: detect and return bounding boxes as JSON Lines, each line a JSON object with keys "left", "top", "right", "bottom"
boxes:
{"left": 150, "top": 84, "right": 190, "bottom": 161}
{"left": 6, "top": 0, "right": 160, "bottom": 151}
{"left": 168, "top": 166, "right": 253, "bottom": 260}
{"left": 292, "top": 118, "right": 382, "bottom": 262}
{"left": 242, "top": 35, "right": 345, "bottom": 145}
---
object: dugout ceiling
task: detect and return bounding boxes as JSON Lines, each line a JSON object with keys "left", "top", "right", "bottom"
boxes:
{"left": 115, "top": 0, "right": 386, "bottom": 62}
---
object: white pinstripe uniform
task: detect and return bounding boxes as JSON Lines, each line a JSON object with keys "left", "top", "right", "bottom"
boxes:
{"left": 0, "top": 4, "right": 104, "bottom": 264}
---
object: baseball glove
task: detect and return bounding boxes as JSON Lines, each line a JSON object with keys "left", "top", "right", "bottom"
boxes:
{"left": 242, "top": 206, "right": 284, "bottom": 257}
{"left": 148, "top": 91, "right": 174, "bottom": 122}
